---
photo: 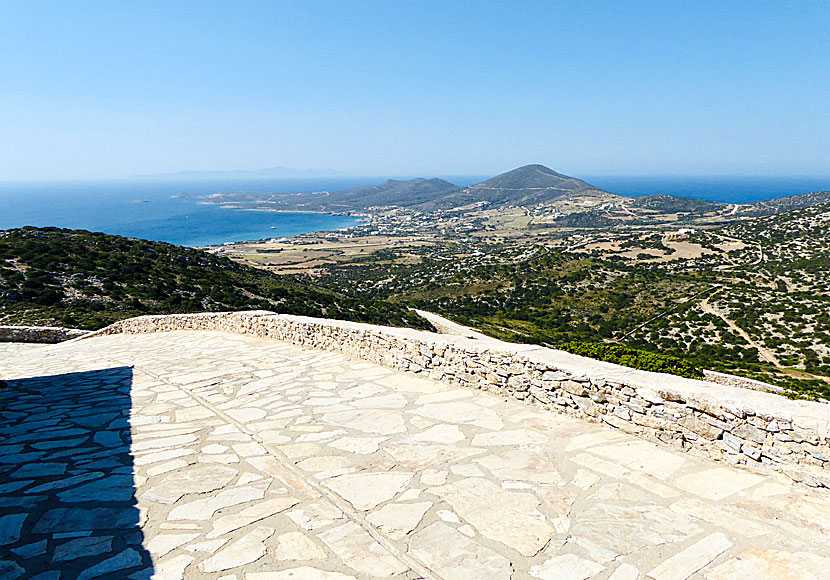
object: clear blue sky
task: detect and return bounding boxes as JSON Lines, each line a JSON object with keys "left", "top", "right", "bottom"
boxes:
{"left": 2, "top": 1, "right": 829, "bottom": 180}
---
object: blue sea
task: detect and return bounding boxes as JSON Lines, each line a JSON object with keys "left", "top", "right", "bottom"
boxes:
{"left": 0, "top": 177, "right": 385, "bottom": 247}
{"left": 584, "top": 175, "right": 830, "bottom": 205}
{"left": 1, "top": 175, "right": 828, "bottom": 247}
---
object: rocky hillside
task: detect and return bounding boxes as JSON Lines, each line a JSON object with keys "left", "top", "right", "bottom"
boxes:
{"left": 412, "top": 164, "right": 612, "bottom": 210}
{"left": 0, "top": 227, "right": 433, "bottom": 331}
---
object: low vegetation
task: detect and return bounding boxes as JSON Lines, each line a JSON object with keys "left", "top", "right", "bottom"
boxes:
{"left": 0, "top": 227, "right": 433, "bottom": 331}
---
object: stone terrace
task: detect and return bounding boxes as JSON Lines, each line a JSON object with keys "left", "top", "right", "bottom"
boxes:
{"left": 1, "top": 329, "right": 830, "bottom": 579}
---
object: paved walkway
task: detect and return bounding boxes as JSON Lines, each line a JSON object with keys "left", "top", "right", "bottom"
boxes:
{"left": 1, "top": 330, "right": 830, "bottom": 580}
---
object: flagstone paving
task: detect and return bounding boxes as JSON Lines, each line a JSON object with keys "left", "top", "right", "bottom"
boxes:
{"left": 2, "top": 330, "right": 830, "bottom": 579}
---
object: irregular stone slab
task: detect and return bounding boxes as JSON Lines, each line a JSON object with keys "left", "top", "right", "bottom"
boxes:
{"left": 648, "top": 532, "right": 732, "bottom": 580}
{"left": 587, "top": 440, "right": 687, "bottom": 481}
{"left": 383, "top": 442, "right": 484, "bottom": 471}
{"left": 274, "top": 531, "right": 327, "bottom": 560}
{"left": 420, "top": 469, "right": 447, "bottom": 486}
{"left": 286, "top": 502, "right": 345, "bottom": 530}
{"left": 207, "top": 497, "right": 300, "bottom": 538}
{"left": 328, "top": 436, "right": 388, "bottom": 454}
{"left": 248, "top": 567, "right": 357, "bottom": 580}
{"left": 669, "top": 498, "right": 771, "bottom": 538}
{"left": 11, "top": 462, "right": 66, "bottom": 478}
{"left": 143, "top": 465, "right": 238, "bottom": 504}
{"left": 133, "top": 449, "right": 195, "bottom": 466}
{"left": 705, "top": 547, "right": 828, "bottom": 580}
{"left": 350, "top": 394, "right": 408, "bottom": 409}
{"left": 277, "top": 443, "right": 323, "bottom": 459}
{"left": 295, "top": 455, "right": 352, "bottom": 475}
{"left": 606, "top": 563, "right": 640, "bottom": 580}
{"left": 471, "top": 429, "right": 546, "bottom": 446}
{"left": 168, "top": 486, "right": 266, "bottom": 520}
{"left": 321, "top": 409, "right": 407, "bottom": 435}
{"left": 76, "top": 548, "right": 143, "bottom": 580}
{"left": 476, "top": 448, "right": 565, "bottom": 486}
{"left": 410, "top": 402, "right": 504, "bottom": 431}
{"left": 25, "top": 472, "right": 104, "bottom": 495}
{"left": 145, "top": 533, "right": 199, "bottom": 558}
{"left": 93, "top": 430, "right": 124, "bottom": 448}
{"left": 431, "top": 478, "right": 552, "bottom": 557}
{"left": 153, "top": 554, "right": 194, "bottom": 580}
{"left": 318, "top": 521, "right": 408, "bottom": 577}
{"left": 570, "top": 503, "right": 701, "bottom": 555}
{"left": 225, "top": 408, "right": 268, "bottom": 422}
{"left": 0, "top": 513, "right": 27, "bottom": 545}
{"left": 366, "top": 502, "right": 432, "bottom": 539}
{"left": 131, "top": 434, "right": 198, "bottom": 452}
{"left": 57, "top": 474, "right": 135, "bottom": 503}
{"left": 11, "top": 539, "right": 47, "bottom": 559}
{"left": 0, "top": 560, "right": 24, "bottom": 580}
{"left": 199, "top": 526, "right": 274, "bottom": 573}
{"left": 529, "top": 553, "right": 604, "bottom": 580}
{"left": 408, "top": 521, "right": 512, "bottom": 580}
{"left": 33, "top": 507, "right": 138, "bottom": 533}
{"left": 413, "top": 424, "right": 465, "bottom": 444}
{"left": 324, "top": 472, "right": 413, "bottom": 510}
{"left": 674, "top": 467, "right": 764, "bottom": 501}
{"left": 414, "top": 390, "right": 473, "bottom": 405}
{"left": 53, "top": 535, "right": 113, "bottom": 562}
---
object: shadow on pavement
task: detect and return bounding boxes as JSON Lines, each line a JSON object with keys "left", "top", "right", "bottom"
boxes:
{"left": 0, "top": 366, "right": 153, "bottom": 579}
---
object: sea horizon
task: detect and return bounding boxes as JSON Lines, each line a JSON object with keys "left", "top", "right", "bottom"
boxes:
{"left": 1, "top": 174, "right": 829, "bottom": 247}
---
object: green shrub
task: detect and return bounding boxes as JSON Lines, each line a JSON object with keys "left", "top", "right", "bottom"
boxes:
{"left": 559, "top": 341, "right": 704, "bottom": 379}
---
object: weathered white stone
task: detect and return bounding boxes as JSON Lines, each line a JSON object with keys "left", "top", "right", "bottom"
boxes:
{"left": 153, "top": 554, "right": 194, "bottom": 580}
{"left": 529, "top": 553, "right": 604, "bottom": 580}
{"left": 647, "top": 532, "right": 732, "bottom": 580}
{"left": 143, "top": 465, "right": 238, "bottom": 504}
{"left": 366, "top": 501, "right": 432, "bottom": 539}
{"left": 476, "top": 448, "right": 565, "bottom": 485}
{"left": 274, "top": 531, "right": 327, "bottom": 561}
{"left": 384, "top": 442, "right": 484, "bottom": 470}
{"left": 247, "top": 567, "right": 356, "bottom": 580}
{"left": 410, "top": 402, "right": 504, "bottom": 431}
{"left": 317, "top": 521, "right": 408, "bottom": 577}
{"left": 414, "top": 424, "right": 466, "bottom": 444}
{"left": 207, "top": 497, "right": 299, "bottom": 538}
{"left": 431, "top": 478, "right": 553, "bottom": 556}
{"left": 324, "top": 472, "right": 412, "bottom": 510}
{"left": 471, "top": 429, "right": 546, "bottom": 446}
{"left": 408, "top": 522, "right": 512, "bottom": 580}
{"left": 674, "top": 467, "right": 764, "bottom": 501}
{"left": 607, "top": 563, "right": 640, "bottom": 580}
{"left": 321, "top": 409, "right": 407, "bottom": 435}
{"left": 705, "top": 547, "right": 828, "bottom": 580}
{"left": 199, "top": 526, "right": 274, "bottom": 573}
{"left": 570, "top": 503, "right": 701, "bottom": 555}
{"left": 327, "top": 436, "right": 388, "bottom": 454}
{"left": 145, "top": 533, "right": 199, "bottom": 557}
{"left": 168, "top": 486, "right": 266, "bottom": 520}
{"left": 286, "top": 502, "right": 344, "bottom": 530}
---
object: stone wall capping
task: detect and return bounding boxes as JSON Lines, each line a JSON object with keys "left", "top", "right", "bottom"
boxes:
{"left": 1, "top": 325, "right": 91, "bottom": 343}
{"left": 79, "top": 310, "right": 830, "bottom": 488}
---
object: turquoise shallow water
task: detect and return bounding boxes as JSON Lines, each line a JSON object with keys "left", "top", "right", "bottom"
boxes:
{"left": 0, "top": 178, "right": 373, "bottom": 247}
{"left": 1, "top": 175, "right": 828, "bottom": 247}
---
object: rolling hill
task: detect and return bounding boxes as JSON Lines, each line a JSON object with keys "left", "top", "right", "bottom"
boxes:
{"left": 412, "top": 164, "right": 612, "bottom": 210}
{"left": 196, "top": 165, "right": 611, "bottom": 213}
{"left": 0, "top": 227, "right": 434, "bottom": 331}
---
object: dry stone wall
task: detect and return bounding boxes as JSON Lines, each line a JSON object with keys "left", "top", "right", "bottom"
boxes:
{"left": 85, "top": 310, "right": 830, "bottom": 488}
{"left": 0, "top": 325, "right": 90, "bottom": 343}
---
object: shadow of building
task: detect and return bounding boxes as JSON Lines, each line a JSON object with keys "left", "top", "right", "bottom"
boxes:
{"left": 0, "top": 366, "right": 154, "bottom": 579}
